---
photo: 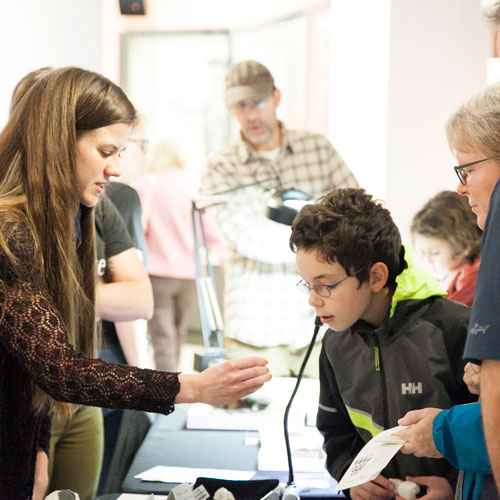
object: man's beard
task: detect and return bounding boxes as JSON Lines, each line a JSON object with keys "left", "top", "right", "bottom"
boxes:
{"left": 243, "top": 121, "right": 274, "bottom": 146}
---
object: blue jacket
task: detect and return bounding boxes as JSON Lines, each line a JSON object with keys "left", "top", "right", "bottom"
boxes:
{"left": 433, "top": 403, "right": 492, "bottom": 500}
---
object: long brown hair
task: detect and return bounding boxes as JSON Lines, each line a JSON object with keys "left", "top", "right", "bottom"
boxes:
{"left": 0, "top": 67, "right": 136, "bottom": 413}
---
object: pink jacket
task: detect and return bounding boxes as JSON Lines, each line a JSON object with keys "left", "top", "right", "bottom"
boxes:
{"left": 135, "top": 169, "right": 226, "bottom": 279}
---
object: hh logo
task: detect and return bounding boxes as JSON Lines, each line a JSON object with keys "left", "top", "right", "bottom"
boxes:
{"left": 401, "top": 382, "right": 422, "bottom": 395}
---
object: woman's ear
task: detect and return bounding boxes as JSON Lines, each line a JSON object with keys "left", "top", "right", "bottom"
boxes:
{"left": 369, "top": 262, "right": 389, "bottom": 292}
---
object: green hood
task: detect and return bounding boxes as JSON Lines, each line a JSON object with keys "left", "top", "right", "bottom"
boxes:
{"left": 390, "top": 244, "right": 446, "bottom": 317}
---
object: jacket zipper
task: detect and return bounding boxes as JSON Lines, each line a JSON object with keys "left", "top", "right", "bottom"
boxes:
{"left": 374, "top": 338, "right": 389, "bottom": 429}
{"left": 374, "top": 345, "right": 380, "bottom": 371}
{"left": 375, "top": 336, "right": 402, "bottom": 478}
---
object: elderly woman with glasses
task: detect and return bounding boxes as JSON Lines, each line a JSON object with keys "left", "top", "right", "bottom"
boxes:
{"left": 396, "top": 82, "right": 500, "bottom": 500}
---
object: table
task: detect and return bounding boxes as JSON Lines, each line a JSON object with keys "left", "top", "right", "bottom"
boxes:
{"left": 121, "top": 404, "right": 342, "bottom": 498}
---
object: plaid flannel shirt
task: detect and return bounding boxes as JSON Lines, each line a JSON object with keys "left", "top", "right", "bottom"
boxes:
{"left": 201, "top": 123, "right": 358, "bottom": 349}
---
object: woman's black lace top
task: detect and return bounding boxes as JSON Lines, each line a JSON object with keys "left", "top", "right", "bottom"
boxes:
{"left": 0, "top": 225, "right": 180, "bottom": 499}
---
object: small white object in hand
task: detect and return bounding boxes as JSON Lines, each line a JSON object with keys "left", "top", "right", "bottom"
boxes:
{"left": 213, "top": 487, "right": 236, "bottom": 500}
{"left": 389, "top": 478, "right": 420, "bottom": 500}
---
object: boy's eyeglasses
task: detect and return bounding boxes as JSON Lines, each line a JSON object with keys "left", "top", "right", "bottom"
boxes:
{"left": 128, "top": 138, "right": 149, "bottom": 154}
{"left": 233, "top": 97, "right": 268, "bottom": 112}
{"left": 453, "top": 158, "right": 489, "bottom": 185}
{"left": 296, "top": 266, "right": 368, "bottom": 298}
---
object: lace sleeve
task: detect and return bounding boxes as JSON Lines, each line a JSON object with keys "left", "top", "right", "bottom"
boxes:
{"left": 0, "top": 233, "right": 180, "bottom": 415}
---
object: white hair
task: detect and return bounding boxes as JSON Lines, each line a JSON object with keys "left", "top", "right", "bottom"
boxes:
{"left": 481, "top": 0, "right": 500, "bottom": 26}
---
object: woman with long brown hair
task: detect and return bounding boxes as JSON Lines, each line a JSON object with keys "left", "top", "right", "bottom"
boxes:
{"left": 0, "top": 67, "right": 270, "bottom": 499}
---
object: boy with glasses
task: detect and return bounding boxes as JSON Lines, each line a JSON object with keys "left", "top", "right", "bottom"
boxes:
{"left": 290, "top": 187, "right": 476, "bottom": 500}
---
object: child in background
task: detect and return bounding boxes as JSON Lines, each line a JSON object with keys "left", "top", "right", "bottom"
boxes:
{"left": 411, "top": 190, "right": 481, "bottom": 307}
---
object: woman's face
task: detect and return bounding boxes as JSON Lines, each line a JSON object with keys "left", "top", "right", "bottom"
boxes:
{"left": 413, "top": 233, "right": 465, "bottom": 280}
{"left": 75, "top": 123, "right": 130, "bottom": 207}
{"left": 456, "top": 151, "right": 500, "bottom": 229}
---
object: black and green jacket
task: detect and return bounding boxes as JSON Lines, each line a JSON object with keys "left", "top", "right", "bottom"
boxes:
{"left": 317, "top": 259, "right": 477, "bottom": 490}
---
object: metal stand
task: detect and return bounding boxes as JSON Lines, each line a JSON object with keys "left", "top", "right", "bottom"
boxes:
{"left": 190, "top": 178, "right": 307, "bottom": 372}
{"left": 191, "top": 201, "right": 226, "bottom": 371}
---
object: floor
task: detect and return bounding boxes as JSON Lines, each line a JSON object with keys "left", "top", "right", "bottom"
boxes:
{"left": 140, "top": 325, "right": 206, "bottom": 374}
{"left": 178, "top": 328, "right": 206, "bottom": 373}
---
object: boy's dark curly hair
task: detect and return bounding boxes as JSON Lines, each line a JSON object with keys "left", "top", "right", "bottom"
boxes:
{"left": 290, "top": 188, "right": 407, "bottom": 290}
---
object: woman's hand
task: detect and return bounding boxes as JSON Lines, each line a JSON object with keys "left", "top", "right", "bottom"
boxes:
{"left": 404, "top": 476, "right": 453, "bottom": 500}
{"left": 396, "top": 408, "right": 443, "bottom": 458}
{"left": 176, "top": 356, "right": 272, "bottom": 405}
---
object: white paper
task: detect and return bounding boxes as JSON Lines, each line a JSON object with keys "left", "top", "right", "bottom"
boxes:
{"left": 258, "top": 424, "right": 326, "bottom": 472}
{"left": 135, "top": 465, "right": 255, "bottom": 483}
{"left": 336, "top": 426, "right": 408, "bottom": 491}
{"left": 186, "top": 402, "right": 269, "bottom": 431}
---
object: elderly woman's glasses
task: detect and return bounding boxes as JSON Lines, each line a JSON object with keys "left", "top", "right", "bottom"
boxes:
{"left": 296, "top": 266, "right": 368, "bottom": 298}
{"left": 454, "top": 158, "right": 490, "bottom": 185}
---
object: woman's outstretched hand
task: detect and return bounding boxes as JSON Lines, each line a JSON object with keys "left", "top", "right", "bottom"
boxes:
{"left": 176, "top": 356, "right": 272, "bottom": 405}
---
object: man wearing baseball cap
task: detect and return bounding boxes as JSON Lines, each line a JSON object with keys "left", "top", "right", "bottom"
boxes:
{"left": 201, "top": 60, "right": 358, "bottom": 377}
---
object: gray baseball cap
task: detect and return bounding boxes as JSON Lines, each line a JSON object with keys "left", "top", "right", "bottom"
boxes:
{"left": 224, "top": 60, "right": 275, "bottom": 107}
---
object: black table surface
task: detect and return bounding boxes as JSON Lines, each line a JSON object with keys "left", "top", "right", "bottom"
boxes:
{"left": 121, "top": 405, "right": 342, "bottom": 498}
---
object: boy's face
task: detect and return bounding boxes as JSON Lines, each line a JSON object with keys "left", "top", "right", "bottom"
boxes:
{"left": 296, "top": 248, "right": 377, "bottom": 331}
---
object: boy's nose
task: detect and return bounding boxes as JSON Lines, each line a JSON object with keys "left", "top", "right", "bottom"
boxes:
{"left": 308, "top": 290, "right": 323, "bottom": 307}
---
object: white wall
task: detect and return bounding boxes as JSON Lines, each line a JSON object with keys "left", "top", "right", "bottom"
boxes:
{"left": 386, "top": 0, "right": 491, "bottom": 240}
{"left": 329, "top": 0, "right": 392, "bottom": 202}
{"left": 0, "top": 0, "right": 494, "bottom": 243}
{"left": 329, "top": 0, "right": 491, "bottom": 242}
{"left": 0, "top": 0, "right": 104, "bottom": 126}
{"left": 102, "top": 0, "right": 326, "bottom": 84}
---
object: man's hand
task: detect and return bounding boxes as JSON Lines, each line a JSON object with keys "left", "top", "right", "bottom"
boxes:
{"left": 404, "top": 476, "right": 453, "bottom": 500}
{"left": 349, "top": 474, "right": 395, "bottom": 500}
{"left": 395, "top": 408, "right": 443, "bottom": 458}
{"left": 176, "top": 357, "right": 272, "bottom": 405}
{"left": 463, "top": 362, "right": 481, "bottom": 395}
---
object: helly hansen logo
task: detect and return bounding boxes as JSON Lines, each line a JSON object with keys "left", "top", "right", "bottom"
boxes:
{"left": 470, "top": 323, "right": 490, "bottom": 335}
{"left": 401, "top": 382, "right": 422, "bottom": 395}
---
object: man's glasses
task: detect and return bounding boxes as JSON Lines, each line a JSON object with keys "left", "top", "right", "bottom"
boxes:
{"left": 454, "top": 158, "right": 489, "bottom": 185}
{"left": 128, "top": 138, "right": 149, "bottom": 154}
{"left": 233, "top": 97, "right": 268, "bottom": 113}
{"left": 296, "top": 266, "right": 368, "bottom": 298}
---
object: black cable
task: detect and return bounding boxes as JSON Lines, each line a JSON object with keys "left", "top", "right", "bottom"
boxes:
{"left": 283, "top": 316, "right": 323, "bottom": 486}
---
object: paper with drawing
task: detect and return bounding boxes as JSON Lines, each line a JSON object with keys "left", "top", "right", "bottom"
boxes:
{"left": 337, "top": 426, "right": 407, "bottom": 491}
